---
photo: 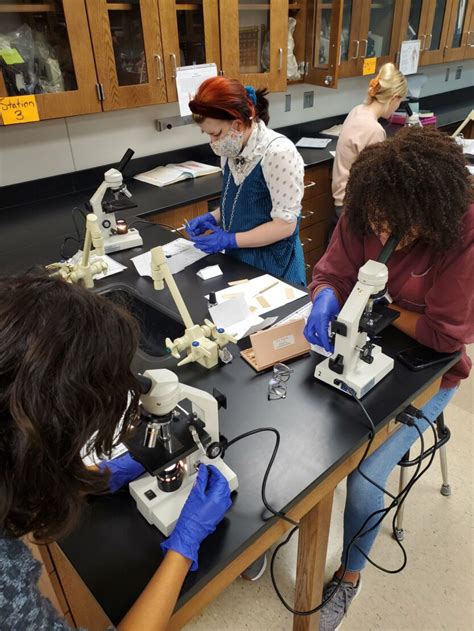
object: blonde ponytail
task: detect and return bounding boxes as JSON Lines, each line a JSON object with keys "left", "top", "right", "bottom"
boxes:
{"left": 365, "top": 63, "right": 408, "bottom": 105}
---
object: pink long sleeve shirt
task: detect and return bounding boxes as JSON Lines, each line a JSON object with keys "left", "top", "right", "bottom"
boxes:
{"left": 309, "top": 206, "right": 474, "bottom": 388}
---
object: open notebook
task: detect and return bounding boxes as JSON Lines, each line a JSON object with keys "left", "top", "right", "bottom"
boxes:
{"left": 134, "top": 160, "right": 221, "bottom": 187}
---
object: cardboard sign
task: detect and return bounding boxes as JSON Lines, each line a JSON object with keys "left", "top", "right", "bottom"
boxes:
{"left": 0, "top": 95, "right": 40, "bottom": 124}
{"left": 363, "top": 57, "right": 377, "bottom": 75}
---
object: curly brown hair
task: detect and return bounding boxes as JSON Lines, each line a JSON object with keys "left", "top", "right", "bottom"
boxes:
{"left": 345, "top": 126, "right": 471, "bottom": 252}
{"left": 0, "top": 274, "right": 141, "bottom": 542}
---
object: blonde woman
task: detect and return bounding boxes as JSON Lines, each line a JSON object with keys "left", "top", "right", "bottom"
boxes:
{"left": 332, "top": 63, "right": 408, "bottom": 219}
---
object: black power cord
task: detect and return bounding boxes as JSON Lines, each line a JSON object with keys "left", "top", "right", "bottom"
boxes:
{"left": 127, "top": 217, "right": 188, "bottom": 239}
{"left": 221, "top": 428, "right": 299, "bottom": 527}
{"left": 268, "top": 392, "right": 442, "bottom": 616}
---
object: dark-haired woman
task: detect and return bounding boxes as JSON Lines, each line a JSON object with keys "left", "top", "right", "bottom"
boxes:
{"left": 304, "top": 126, "right": 474, "bottom": 631}
{"left": 0, "top": 275, "right": 231, "bottom": 630}
{"left": 186, "top": 77, "right": 306, "bottom": 286}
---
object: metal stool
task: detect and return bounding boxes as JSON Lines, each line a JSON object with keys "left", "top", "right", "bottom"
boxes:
{"left": 393, "top": 412, "right": 451, "bottom": 542}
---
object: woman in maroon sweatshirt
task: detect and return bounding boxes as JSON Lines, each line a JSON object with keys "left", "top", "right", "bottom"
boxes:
{"left": 304, "top": 127, "right": 473, "bottom": 631}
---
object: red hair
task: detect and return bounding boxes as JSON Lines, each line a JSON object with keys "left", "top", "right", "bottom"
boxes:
{"left": 189, "top": 77, "right": 256, "bottom": 128}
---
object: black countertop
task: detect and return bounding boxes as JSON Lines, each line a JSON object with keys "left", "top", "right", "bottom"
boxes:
{"left": 49, "top": 224, "right": 458, "bottom": 626}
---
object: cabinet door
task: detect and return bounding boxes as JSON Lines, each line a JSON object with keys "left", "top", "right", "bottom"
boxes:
{"left": 86, "top": 0, "right": 167, "bottom": 111}
{"left": 158, "top": 0, "right": 220, "bottom": 102}
{"left": 219, "top": 0, "right": 288, "bottom": 91}
{"left": 338, "top": 0, "right": 364, "bottom": 77}
{"left": 420, "top": 0, "right": 454, "bottom": 64}
{"left": 464, "top": 0, "right": 474, "bottom": 57}
{"left": 356, "top": 0, "right": 406, "bottom": 72}
{"left": 444, "top": 0, "right": 472, "bottom": 60}
{"left": 304, "top": 0, "right": 344, "bottom": 88}
{"left": 398, "top": 0, "right": 431, "bottom": 51}
{"left": 0, "top": 0, "right": 100, "bottom": 121}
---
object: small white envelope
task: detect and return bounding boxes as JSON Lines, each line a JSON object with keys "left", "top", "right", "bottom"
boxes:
{"left": 196, "top": 264, "right": 223, "bottom": 280}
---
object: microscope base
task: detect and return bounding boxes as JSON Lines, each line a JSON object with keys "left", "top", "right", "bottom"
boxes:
{"left": 104, "top": 229, "right": 143, "bottom": 254}
{"left": 129, "top": 457, "right": 238, "bottom": 536}
{"left": 315, "top": 344, "right": 394, "bottom": 398}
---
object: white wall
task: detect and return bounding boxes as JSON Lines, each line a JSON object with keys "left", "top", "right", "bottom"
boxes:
{"left": 1, "top": 60, "right": 472, "bottom": 187}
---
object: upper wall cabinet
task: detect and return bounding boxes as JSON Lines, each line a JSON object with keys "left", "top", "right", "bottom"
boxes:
{"left": 303, "top": 0, "right": 344, "bottom": 89}
{"left": 158, "top": 0, "right": 220, "bottom": 102}
{"left": 464, "top": 0, "right": 474, "bottom": 57}
{"left": 338, "top": 0, "right": 406, "bottom": 78}
{"left": 0, "top": 0, "right": 100, "bottom": 120}
{"left": 444, "top": 0, "right": 473, "bottom": 60}
{"left": 85, "top": 0, "right": 167, "bottom": 111}
{"left": 219, "top": 0, "right": 288, "bottom": 91}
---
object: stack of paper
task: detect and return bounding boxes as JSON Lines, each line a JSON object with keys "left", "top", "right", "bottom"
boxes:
{"left": 207, "top": 274, "right": 307, "bottom": 340}
{"left": 320, "top": 124, "right": 343, "bottom": 137}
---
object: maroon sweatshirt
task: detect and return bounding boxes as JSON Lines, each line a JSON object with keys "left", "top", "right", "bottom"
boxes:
{"left": 309, "top": 205, "right": 474, "bottom": 388}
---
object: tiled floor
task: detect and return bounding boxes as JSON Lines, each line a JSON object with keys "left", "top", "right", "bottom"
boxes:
{"left": 185, "top": 349, "right": 473, "bottom": 631}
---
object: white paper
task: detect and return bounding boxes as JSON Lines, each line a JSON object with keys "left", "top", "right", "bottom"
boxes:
{"left": 296, "top": 137, "right": 332, "bottom": 149}
{"left": 68, "top": 252, "right": 126, "bottom": 280}
{"left": 458, "top": 138, "right": 474, "bottom": 154}
{"left": 467, "top": 165, "right": 474, "bottom": 175}
{"left": 211, "top": 274, "right": 307, "bottom": 317}
{"left": 131, "top": 240, "right": 207, "bottom": 277}
{"left": 320, "top": 124, "right": 343, "bottom": 137}
{"left": 399, "top": 40, "right": 421, "bottom": 75}
{"left": 329, "top": 151, "right": 336, "bottom": 157}
{"left": 176, "top": 63, "right": 218, "bottom": 116}
{"left": 196, "top": 264, "right": 223, "bottom": 280}
{"left": 209, "top": 294, "right": 250, "bottom": 329}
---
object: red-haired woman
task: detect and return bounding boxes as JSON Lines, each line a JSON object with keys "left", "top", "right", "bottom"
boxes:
{"left": 187, "top": 77, "right": 306, "bottom": 286}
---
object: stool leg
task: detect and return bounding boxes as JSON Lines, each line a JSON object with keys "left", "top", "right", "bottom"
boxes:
{"left": 436, "top": 413, "right": 451, "bottom": 497}
{"left": 393, "top": 450, "right": 410, "bottom": 541}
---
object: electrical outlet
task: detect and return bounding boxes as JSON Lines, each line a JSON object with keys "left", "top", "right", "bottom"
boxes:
{"left": 285, "top": 94, "right": 291, "bottom": 112}
{"left": 303, "top": 91, "right": 314, "bottom": 109}
{"left": 445, "top": 67, "right": 450, "bottom": 81}
{"left": 455, "top": 65, "right": 463, "bottom": 80}
{"left": 155, "top": 115, "right": 193, "bottom": 132}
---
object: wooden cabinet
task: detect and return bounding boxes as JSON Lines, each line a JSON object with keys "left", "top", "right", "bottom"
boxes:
{"left": 157, "top": 0, "right": 220, "bottom": 102}
{"left": 219, "top": 0, "right": 288, "bottom": 91}
{"left": 444, "top": 0, "right": 473, "bottom": 60}
{"left": 465, "top": 0, "right": 474, "bottom": 57}
{"left": 0, "top": 0, "right": 101, "bottom": 121}
{"left": 300, "top": 163, "right": 333, "bottom": 285}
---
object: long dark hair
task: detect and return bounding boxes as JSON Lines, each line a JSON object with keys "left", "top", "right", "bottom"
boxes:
{"left": 0, "top": 274, "right": 141, "bottom": 541}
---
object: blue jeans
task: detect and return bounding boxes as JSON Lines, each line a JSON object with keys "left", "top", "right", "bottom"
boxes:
{"left": 342, "top": 387, "right": 457, "bottom": 572}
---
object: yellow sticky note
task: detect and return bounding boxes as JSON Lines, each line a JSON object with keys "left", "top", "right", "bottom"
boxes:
{"left": 0, "top": 47, "right": 24, "bottom": 65}
{"left": 363, "top": 57, "right": 377, "bottom": 76}
{"left": 0, "top": 95, "right": 40, "bottom": 125}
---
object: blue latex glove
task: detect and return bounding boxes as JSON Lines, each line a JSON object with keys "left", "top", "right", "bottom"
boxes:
{"left": 303, "top": 287, "right": 341, "bottom": 353}
{"left": 98, "top": 452, "right": 145, "bottom": 493}
{"left": 186, "top": 213, "right": 217, "bottom": 238}
{"left": 191, "top": 227, "right": 237, "bottom": 254}
{"left": 161, "top": 464, "right": 232, "bottom": 571}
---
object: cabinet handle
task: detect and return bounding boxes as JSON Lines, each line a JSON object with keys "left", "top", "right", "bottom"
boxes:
{"left": 351, "top": 40, "right": 360, "bottom": 60}
{"left": 468, "top": 31, "right": 474, "bottom": 47}
{"left": 425, "top": 33, "right": 432, "bottom": 50}
{"left": 170, "top": 53, "right": 177, "bottom": 78}
{"left": 301, "top": 210, "right": 315, "bottom": 220}
{"left": 360, "top": 39, "right": 368, "bottom": 58}
{"left": 419, "top": 34, "right": 426, "bottom": 50}
{"left": 278, "top": 48, "right": 283, "bottom": 71}
{"left": 154, "top": 54, "right": 164, "bottom": 81}
{"left": 300, "top": 237, "right": 313, "bottom": 248}
{"left": 305, "top": 263, "right": 311, "bottom": 270}
{"left": 304, "top": 181, "right": 316, "bottom": 189}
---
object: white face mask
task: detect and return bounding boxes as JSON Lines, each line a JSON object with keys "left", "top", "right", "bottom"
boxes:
{"left": 210, "top": 125, "right": 244, "bottom": 158}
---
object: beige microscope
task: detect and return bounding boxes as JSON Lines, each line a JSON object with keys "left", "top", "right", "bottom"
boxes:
{"left": 128, "top": 368, "right": 238, "bottom": 536}
{"left": 89, "top": 149, "right": 143, "bottom": 254}
{"left": 315, "top": 235, "right": 400, "bottom": 398}
{"left": 46, "top": 213, "right": 108, "bottom": 288}
{"left": 150, "top": 246, "right": 236, "bottom": 368}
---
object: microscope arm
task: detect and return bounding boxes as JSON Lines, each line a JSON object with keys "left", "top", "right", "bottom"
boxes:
{"left": 151, "top": 247, "right": 194, "bottom": 329}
